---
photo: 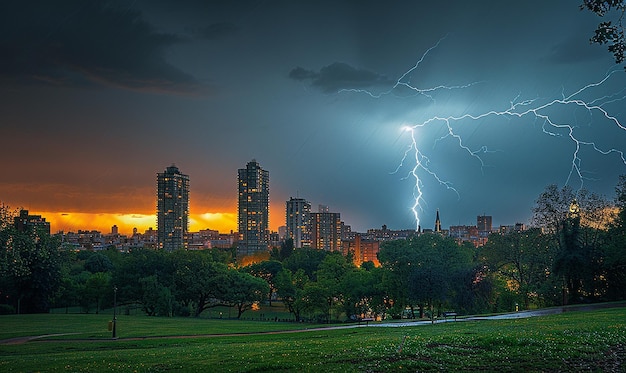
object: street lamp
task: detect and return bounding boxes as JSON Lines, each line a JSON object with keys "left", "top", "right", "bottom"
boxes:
{"left": 112, "top": 286, "right": 117, "bottom": 339}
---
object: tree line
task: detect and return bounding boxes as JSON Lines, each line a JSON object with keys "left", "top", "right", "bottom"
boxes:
{"left": 1, "top": 176, "right": 625, "bottom": 320}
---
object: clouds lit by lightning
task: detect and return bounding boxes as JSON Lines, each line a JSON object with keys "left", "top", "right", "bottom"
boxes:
{"left": 343, "top": 40, "right": 626, "bottom": 231}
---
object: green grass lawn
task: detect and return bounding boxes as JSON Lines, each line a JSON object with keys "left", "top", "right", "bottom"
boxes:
{"left": 1, "top": 307, "right": 624, "bottom": 372}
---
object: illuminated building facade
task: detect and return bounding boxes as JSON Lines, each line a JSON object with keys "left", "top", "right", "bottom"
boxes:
{"left": 157, "top": 164, "right": 189, "bottom": 251}
{"left": 286, "top": 197, "right": 311, "bottom": 248}
{"left": 342, "top": 234, "right": 380, "bottom": 267}
{"left": 310, "top": 207, "right": 341, "bottom": 251}
{"left": 237, "top": 160, "right": 270, "bottom": 256}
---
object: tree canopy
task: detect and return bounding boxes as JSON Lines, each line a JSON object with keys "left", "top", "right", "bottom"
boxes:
{"left": 581, "top": 0, "right": 626, "bottom": 68}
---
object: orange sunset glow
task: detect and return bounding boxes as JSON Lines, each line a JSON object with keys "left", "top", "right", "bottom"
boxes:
{"left": 28, "top": 201, "right": 286, "bottom": 235}
{"left": 33, "top": 211, "right": 236, "bottom": 235}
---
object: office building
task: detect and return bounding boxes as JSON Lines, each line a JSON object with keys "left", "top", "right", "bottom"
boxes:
{"left": 237, "top": 159, "right": 270, "bottom": 256}
{"left": 157, "top": 164, "right": 189, "bottom": 251}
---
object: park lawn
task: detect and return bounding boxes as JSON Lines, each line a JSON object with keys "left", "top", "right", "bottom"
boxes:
{"left": 0, "top": 303, "right": 304, "bottom": 341}
{"left": 0, "top": 313, "right": 322, "bottom": 341}
{"left": 0, "top": 307, "right": 625, "bottom": 372}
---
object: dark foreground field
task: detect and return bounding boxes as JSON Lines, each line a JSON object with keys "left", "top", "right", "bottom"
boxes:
{"left": 1, "top": 305, "right": 625, "bottom": 372}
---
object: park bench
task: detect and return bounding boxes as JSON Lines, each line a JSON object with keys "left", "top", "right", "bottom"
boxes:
{"left": 442, "top": 311, "right": 458, "bottom": 321}
{"left": 360, "top": 317, "right": 375, "bottom": 325}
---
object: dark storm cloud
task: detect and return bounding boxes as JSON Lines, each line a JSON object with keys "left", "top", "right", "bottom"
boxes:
{"left": 190, "top": 22, "right": 239, "bottom": 40}
{"left": 289, "top": 62, "right": 391, "bottom": 93}
{"left": 0, "top": 0, "right": 205, "bottom": 94}
{"left": 545, "top": 33, "right": 606, "bottom": 65}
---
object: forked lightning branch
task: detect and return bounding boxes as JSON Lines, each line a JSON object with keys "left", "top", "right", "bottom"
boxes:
{"left": 341, "top": 38, "right": 626, "bottom": 230}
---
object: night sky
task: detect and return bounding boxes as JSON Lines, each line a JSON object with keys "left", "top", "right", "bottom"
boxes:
{"left": 2, "top": 0, "right": 625, "bottom": 234}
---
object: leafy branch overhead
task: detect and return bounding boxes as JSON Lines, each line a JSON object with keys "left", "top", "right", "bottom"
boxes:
{"left": 581, "top": 0, "right": 626, "bottom": 67}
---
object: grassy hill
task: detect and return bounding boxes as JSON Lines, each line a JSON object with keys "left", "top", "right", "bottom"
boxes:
{"left": 1, "top": 305, "right": 624, "bottom": 372}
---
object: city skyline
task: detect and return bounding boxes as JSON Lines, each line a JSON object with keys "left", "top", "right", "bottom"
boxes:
{"left": 0, "top": 158, "right": 515, "bottom": 236}
{"left": 2, "top": 1, "right": 626, "bottom": 235}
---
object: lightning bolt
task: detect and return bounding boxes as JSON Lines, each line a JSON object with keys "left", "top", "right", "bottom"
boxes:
{"left": 342, "top": 39, "right": 626, "bottom": 231}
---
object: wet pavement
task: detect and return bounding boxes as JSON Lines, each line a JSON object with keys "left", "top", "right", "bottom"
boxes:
{"left": 367, "top": 301, "right": 626, "bottom": 327}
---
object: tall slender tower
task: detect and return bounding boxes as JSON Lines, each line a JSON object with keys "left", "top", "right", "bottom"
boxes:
{"left": 237, "top": 159, "right": 270, "bottom": 256}
{"left": 157, "top": 164, "right": 189, "bottom": 251}
{"left": 286, "top": 197, "right": 311, "bottom": 248}
{"left": 434, "top": 209, "right": 442, "bottom": 233}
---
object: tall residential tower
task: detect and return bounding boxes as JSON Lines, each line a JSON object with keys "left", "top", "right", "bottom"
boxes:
{"left": 237, "top": 160, "right": 270, "bottom": 256}
{"left": 286, "top": 197, "right": 311, "bottom": 248}
{"left": 157, "top": 164, "right": 189, "bottom": 251}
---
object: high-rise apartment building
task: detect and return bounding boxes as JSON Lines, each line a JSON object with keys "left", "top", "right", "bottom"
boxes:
{"left": 310, "top": 206, "right": 341, "bottom": 251}
{"left": 157, "top": 164, "right": 189, "bottom": 251}
{"left": 286, "top": 197, "right": 311, "bottom": 248}
{"left": 237, "top": 159, "right": 270, "bottom": 256}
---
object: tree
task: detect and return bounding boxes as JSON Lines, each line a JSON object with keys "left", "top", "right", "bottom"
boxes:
{"left": 341, "top": 268, "right": 377, "bottom": 317}
{"left": 532, "top": 184, "right": 576, "bottom": 237}
{"left": 532, "top": 185, "right": 613, "bottom": 304}
{"left": 603, "top": 174, "right": 626, "bottom": 299}
{"left": 171, "top": 250, "right": 229, "bottom": 317}
{"left": 407, "top": 234, "right": 473, "bottom": 318}
{"left": 407, "top": 256, "right": 446, "bottom": 318}
{"left": 282, "top": 247, "right": 327, "bottom": 281}
{"left": 274, "top": 268, "right": 308, "bottom": 322}
{"left": 581, "top": 0, "right": 626, "bottom": 69}
{"left": 556, "top": 208, "right": 587, "bottom": 304}
{"left": 112, "top": 248, "right": 173, "bottom": 307}
{"left": 450, "top": 264, "right": 495, "bottom": 315}
{"left": 377, "top": 239, "right": 418, "bottom": 318}
{"left": 84, "top": 253, "right": 113, "bottom": 273}
{"left": 481, "top": 229, "right": 556, "bottom": 309}
{"left": 84, "top": 272, "right": 111, "bottom": 314}
{"left": 0, "top": 205, "right": 62, "bottom": 313}
{"left": 139, "top": 275, "right": 174, "bottom": 316}
{"left": 300, "top": 281, "right": 332, "bottom": 323}
{"left": 244, "top": 260, "right": 283, "bottom": 305}
{"left": 223, "top": 270, "right": 269, "bottom": 319}
{"left": 378, "top": 234, "right": 475, "bottom": 318}
{"left": 314, "top": 252, "right": 354, "bottom": 321}
{"left": 53, "top": 252, "right": 82, "bottom": 313}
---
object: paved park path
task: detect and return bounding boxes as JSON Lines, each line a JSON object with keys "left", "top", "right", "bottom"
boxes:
{"left": 367, "top": 301, "right": 626, "bottom": 328}
{"left": 2, "top": 301, "right": 625, "bottom": 345}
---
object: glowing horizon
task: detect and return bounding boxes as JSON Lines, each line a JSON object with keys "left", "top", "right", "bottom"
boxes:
{"left": 32, "top": 205, "right": 285, "bottom": 236}
{"left": 32, "top": 211, "right": 235, "bottom": 235}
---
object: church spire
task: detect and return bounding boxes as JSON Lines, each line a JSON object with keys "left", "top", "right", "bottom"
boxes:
{"left": 435, "top": 209, "right": 442, "bottom": 233}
